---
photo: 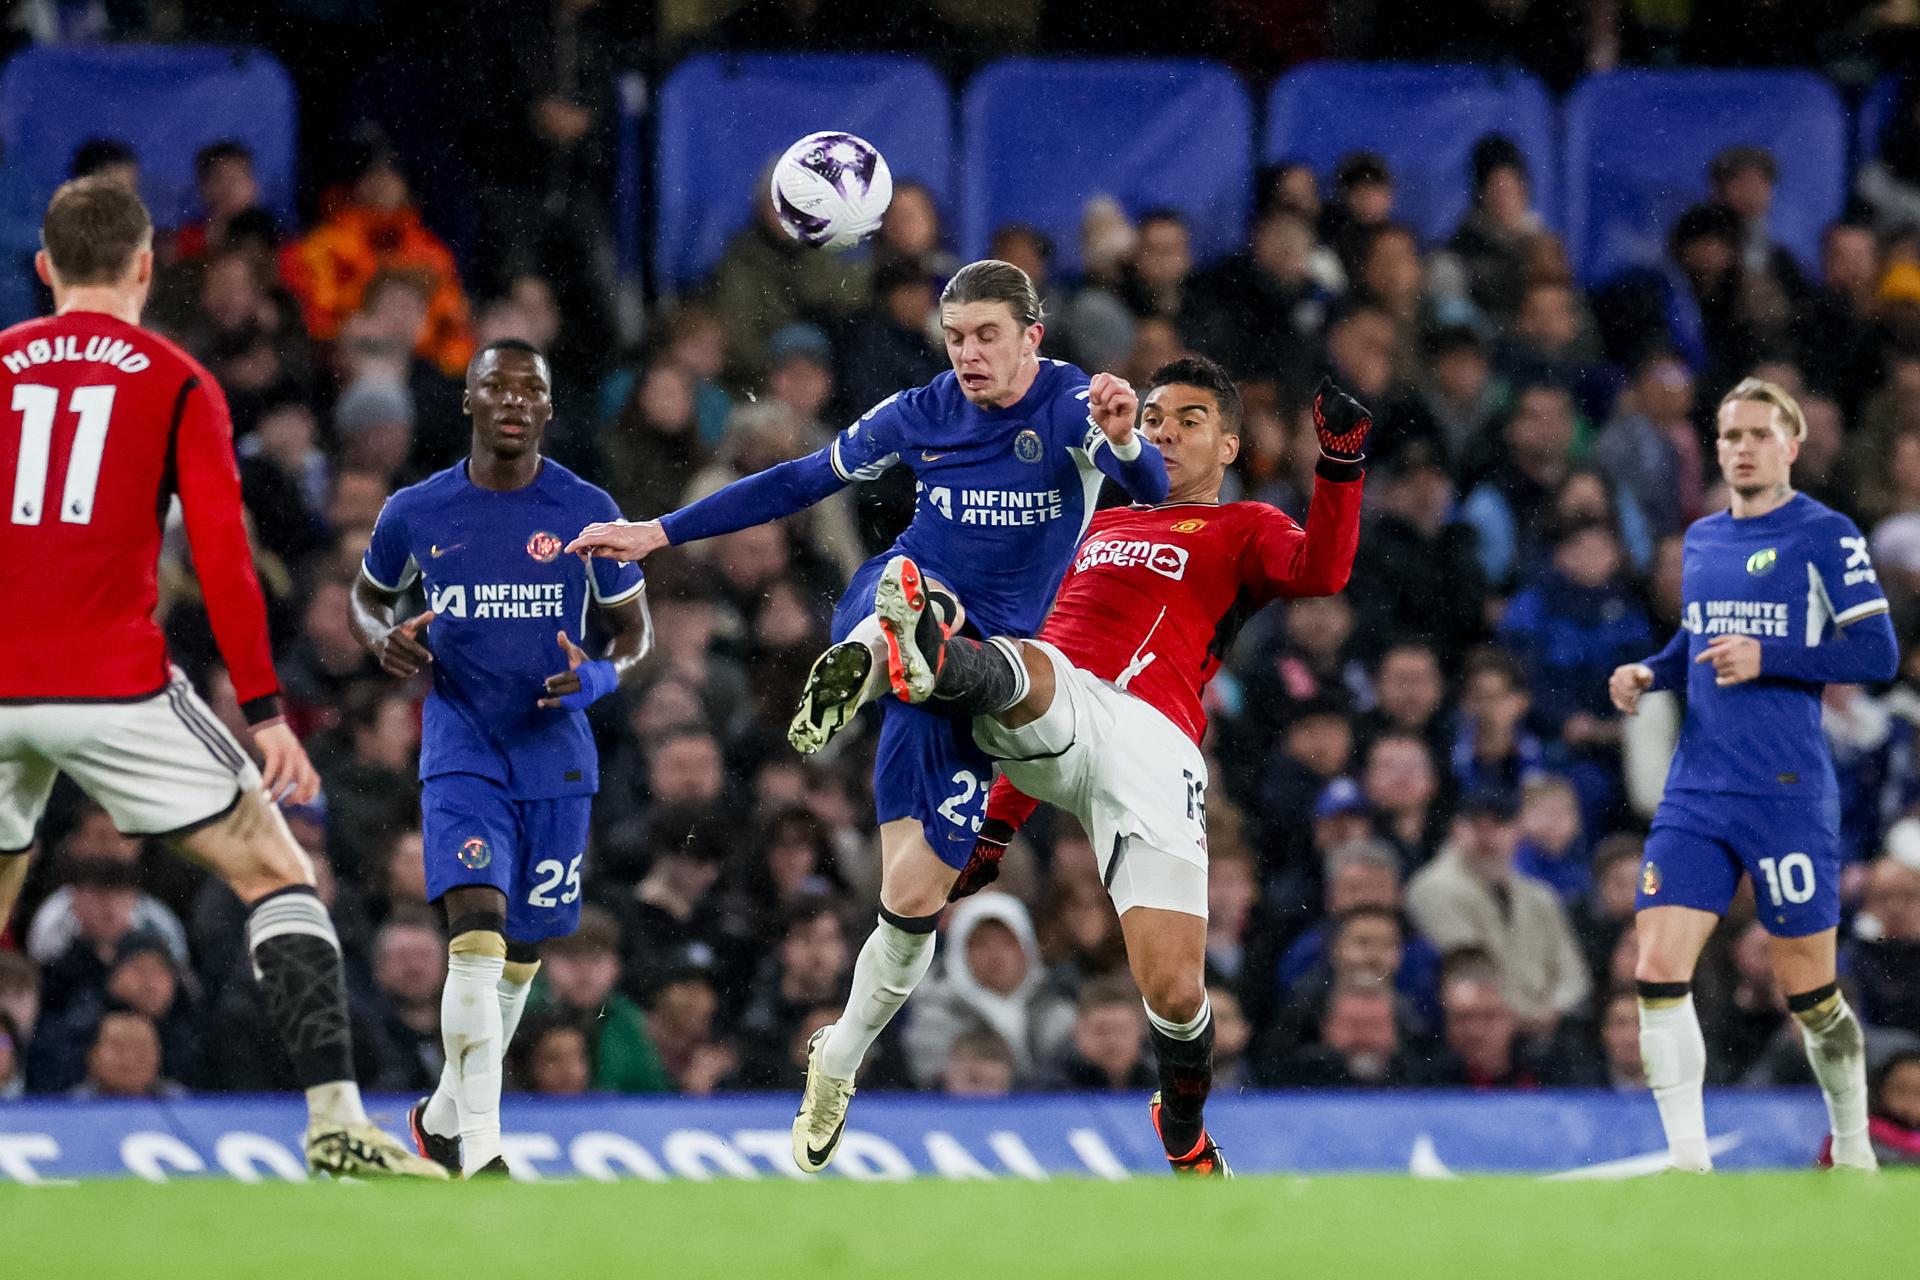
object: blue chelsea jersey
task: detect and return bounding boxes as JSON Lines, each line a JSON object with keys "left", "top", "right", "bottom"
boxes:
{"left": 1665, "top": 494, "right": 1889, "bottom": 802}
{"left": 361, "top": 459, "right": 644, "bottom": 798}
{"left": 829, "top": 360, "right": 1119, "bottom": 637}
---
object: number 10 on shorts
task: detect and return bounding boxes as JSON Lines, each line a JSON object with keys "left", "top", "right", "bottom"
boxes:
{"left": 1757, "top": 853, "right": 1815, "bottom": 906}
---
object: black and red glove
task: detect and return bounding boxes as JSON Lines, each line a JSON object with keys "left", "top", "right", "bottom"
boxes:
{"left": 948, "top": 817, "right": 1015, "bottom": 902}
{"left": 1312, "top": 377, "right": 1373, "bottom": 480}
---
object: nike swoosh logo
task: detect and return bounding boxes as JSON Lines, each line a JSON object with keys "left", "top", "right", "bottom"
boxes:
{"left": 921, "top": 451, "right": 949, "bottom": 462}
{"left": 805, "top": 1116, "right": 848, "bottom": 1167}
{"left": 429, "top": 543, "right": 463, "bottom": 558}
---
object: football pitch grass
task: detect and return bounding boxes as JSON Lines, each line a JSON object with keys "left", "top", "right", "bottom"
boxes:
{"left": 4, "top": 1173, "right": 1914, "bottom": 1279}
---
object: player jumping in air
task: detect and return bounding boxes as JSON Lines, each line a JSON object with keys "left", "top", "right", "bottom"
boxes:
{"left": 1610, "top": 378, "right": 1898, "bottom": 1173}
{"left": 876, "top": 356, "right": 1369, "bottom": 1175}
{"left": 350, "top": 339, "right": 651, "bottom": 1177}
{"left": 568, "top": 260, "right": 1168, "bottom": 1171}
{"left": 0, "top": 179, "right": 441, "bottom": 1178}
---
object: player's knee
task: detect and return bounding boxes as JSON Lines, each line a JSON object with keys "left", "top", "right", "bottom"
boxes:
{"left": 1141, "top": 971, "right": 1206, "bottom": 1027}
{"left": 447, "top": 907, "right": 508, "bottom": 961}
{"left": 189, "top": 791, "right": 312, "bottom": 900}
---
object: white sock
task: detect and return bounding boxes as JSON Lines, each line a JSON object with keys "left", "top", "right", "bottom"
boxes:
{"left": 305, "top": 1080, "right": 369, "bottom": 1127}
{"left": 1639, "top": 993, "right": 1712, "bottom": 1172}
{"left": 424, "top": 961, "right": 538, "bottom": 1139}
{"left": 819, "top": 916, "right": 936, "bottom": 1080}
{"left": 847, "top": 613, "right": 891, "bottom": 704}
{"left": 1797, "top": 995, "right": 1876, "bottom": 1170}
{"left": 498, "top": 966, "right": 536, "bottom": 1048}
{"left": 443, "top": 950, "right": 507, "bottom": 1174}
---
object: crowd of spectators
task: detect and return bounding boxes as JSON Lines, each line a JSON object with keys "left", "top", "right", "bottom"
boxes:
{"left": 3, "top": 13, "right": 1920, "bottom": 1132}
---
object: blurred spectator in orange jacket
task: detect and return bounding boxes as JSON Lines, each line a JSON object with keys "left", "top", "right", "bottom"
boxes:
{"left": 280, "top": 135, "right": 473, "bottom": 377}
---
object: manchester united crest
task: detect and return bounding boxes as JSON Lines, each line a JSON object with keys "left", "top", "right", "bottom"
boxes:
{"left": 458, "top": 837, "right": 492, "bottom": 870}
{"left": 526, "top": 531, "right": 562, "bottom": 563}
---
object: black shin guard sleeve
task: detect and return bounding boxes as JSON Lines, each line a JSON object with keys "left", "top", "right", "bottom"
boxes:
{"left": 1150, "top": 1017, "right": 1216, "bottom": 1156}
{"left": 251, "top": 932, "right": 356, "bottom": 1089}
{"left": 934, "top": 635, "right": 1021, "bottom": 714}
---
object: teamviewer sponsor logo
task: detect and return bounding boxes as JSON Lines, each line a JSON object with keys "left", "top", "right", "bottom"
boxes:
{"left": 1075, "top": 538, "right": 1189, "bottom": 580}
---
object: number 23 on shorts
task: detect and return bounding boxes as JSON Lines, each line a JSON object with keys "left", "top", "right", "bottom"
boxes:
{"left": 937, "top": 769, "right": 985, "bottom": 833}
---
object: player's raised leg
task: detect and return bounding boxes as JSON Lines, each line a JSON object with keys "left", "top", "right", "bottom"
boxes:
{"left": 1772, "top": 930, "right": 1876, "bottom": 1170}
{"left": 1633, "top": 903, "right": 1720, "bottom": 1173}
{"left": 873, "top": 554, "right": 1032, "bottom": 718}
{"left": 789, "top": 572, "right": 964, "bottom": 754}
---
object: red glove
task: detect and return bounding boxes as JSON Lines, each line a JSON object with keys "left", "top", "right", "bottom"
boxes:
{"left": 1312, "top": 377, "right": 1373, "bottom": 462}
{"left": 948, "top": 817, "right": 1015, "bottom": 902}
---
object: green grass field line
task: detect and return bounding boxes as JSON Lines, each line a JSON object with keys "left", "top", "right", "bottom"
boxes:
{"left": 2, "top": 1175, "right": 1914, "bottom": 1280}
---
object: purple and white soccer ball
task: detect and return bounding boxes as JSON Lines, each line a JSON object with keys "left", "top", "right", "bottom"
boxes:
{"left": 770, "top": 131, "right": 893, "bottom": 252}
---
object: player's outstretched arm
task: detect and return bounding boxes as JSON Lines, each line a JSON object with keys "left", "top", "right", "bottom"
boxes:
{"left": 349, "top": 575, "right": 434, "bottom": 679}
{"left": 567, "top": 445, "right": 850, "bottom": 559}
{"left": 539, "top": 593, "right": 653, "bottom": 709}
{"left": 1086, "top": 372, "right": 1169, "bottom": 504}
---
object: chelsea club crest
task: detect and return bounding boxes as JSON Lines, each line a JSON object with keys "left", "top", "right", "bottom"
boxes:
{"left": 1014, "top": 429, "right": 1043, "bottom": 464}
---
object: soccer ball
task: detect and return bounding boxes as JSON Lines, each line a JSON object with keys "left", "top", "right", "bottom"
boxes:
{"left": 770, "top": 131, "right": 893, "bottom": 252}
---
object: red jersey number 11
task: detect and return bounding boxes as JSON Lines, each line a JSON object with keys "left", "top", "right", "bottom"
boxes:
{"left": 11, "top": 382, "right": 116, "bottom": 525}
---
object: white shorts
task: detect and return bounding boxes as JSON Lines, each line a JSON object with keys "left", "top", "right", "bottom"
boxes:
{"left": 0, "top": 668, "right": 258, "bottom": 850}
{"left": 973, "top": 641, "right": 1210, "bottom": 918}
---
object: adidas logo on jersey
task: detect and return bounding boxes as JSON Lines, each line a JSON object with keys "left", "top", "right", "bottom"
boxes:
{"left": 1075, "top": 538, "right": 1190, "bottom": 580}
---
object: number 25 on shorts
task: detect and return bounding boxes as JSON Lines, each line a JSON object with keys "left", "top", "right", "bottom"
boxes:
{"left": 528, "top": 854, "right": 583, "bottom": 908}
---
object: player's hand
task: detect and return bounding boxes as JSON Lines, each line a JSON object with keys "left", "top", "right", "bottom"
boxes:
{"left": 539, "top": 631, "right": 618, "bottom": 709}
{"left": 1608, "top": 663, "right": 1654, "bottom": 714}
{"left": 948, "top": 818, "right": 1016, "bottom": 902}
{"left": 567, "top": 519, "right": 667, "bottom": 562}
{"left": 1312, "top": 377, "right": 1373, "bottom": 462}
{"left": 1088, "top": 372, "right": 1140, "bottom": 446}
{"left": 1697, "top": 634, "right": 1762, "bottom": 687}
{"left": 373, "top": 610, "right": 435, "bottom": 678}
{"left": 251, "top": 721, "right": 320, "bottom": 805}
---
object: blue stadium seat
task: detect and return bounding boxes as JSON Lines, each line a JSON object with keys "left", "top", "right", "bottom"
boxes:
{"left": 0, "top": 44, "right": 297, "bottom": 230}
{"left": 1564, "top": 70, "right": 1847, "bottom": 285}
{"left": 1857, "top": 74, "right": 1907, "bottom": 166}
{"left": 960, "top": 58, "right": 1252, "bottom": 275}
{"left": 1264, "top": 62, "right": 1556, "bottom": 246}
{"left": 654, "top": 54, "right": 952, "bottom": 292}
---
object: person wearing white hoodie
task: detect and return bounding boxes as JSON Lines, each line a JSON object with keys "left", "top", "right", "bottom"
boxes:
{"left": 901, "top": 893, "right": 1074, "bottom": 1089}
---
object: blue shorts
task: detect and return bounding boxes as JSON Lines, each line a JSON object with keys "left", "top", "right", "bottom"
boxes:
{"left": 1638, "top": 789, "right": 1840, "bottom": 937}
{"left": 421, "top": 773, "right": 593, "bottom": 942}
{"left": 833, "top": 556, "right": 993, "bottom": 870}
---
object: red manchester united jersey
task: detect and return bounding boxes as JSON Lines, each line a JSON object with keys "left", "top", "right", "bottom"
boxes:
{"left": 1034, "top": 476, "right": 1364, "bottom": 746}
{"left": 0, "top": 311, "right": 280, "bottom": 717}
